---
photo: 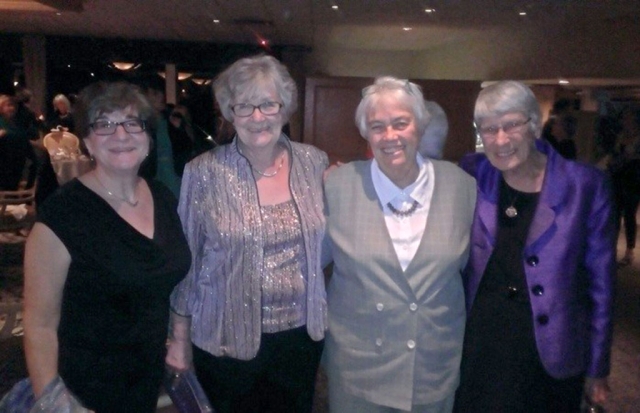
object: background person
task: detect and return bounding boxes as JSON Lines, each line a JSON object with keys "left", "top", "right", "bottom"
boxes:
{"left": 323, "top": 76, "right": 476, "bottom": 413}
{"left": 46, "top": 93, "right": 75, "bottom": 133}
{"left": 165, "top": 55, "right": 328, "bottom": 413}
{"left": 0, "top": 94, "right": 38, "bottom": 191}
{"left": 455, "top": 81, "right": 615, "bottom": 412}
{"left": 137, "top": 76, "right": 195, "bottom": 198}
{"left": 23, "top": 81, "right": 191, "bottom": 412}
{"left": 609, "top": 107, "right": 640, "bottom": 266}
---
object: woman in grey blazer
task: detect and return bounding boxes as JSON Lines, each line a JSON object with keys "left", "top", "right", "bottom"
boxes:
{"left": 323, "top": 77, "right": 476, "bottom": 413}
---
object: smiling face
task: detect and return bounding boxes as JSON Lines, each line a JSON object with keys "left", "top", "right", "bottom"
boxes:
{"left": 83, "top": 106, "right": 150, "bottom": 175}
{"left": 231, "top": 81, "right": 285, "bottom": 152}
{"left": 366, "top": 93, "right": 420, "bottom": 188}
{"left": 478, "top": 112, "right": 537, "bottom": 173}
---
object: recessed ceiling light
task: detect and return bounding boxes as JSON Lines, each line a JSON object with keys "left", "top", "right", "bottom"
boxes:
{"left": 425, "top": 8, "right": 435, "bottom": 13}
{"left": 332, "top": 5, "right": 338, "bottom": 10}
{"left": 403, "top": 27, "right": 412, "bottom": 31}
{"left": 559, "top": 79, "right": 570, "bottom": 84}
{"left": 213, "top": 19, "right": 220, "bottom": 24}
{"left": 519, "top": 11, "right": 527, "bottom": 16}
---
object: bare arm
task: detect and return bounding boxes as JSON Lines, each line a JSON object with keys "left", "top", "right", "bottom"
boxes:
{"left": 165, "top": 311, "right": 192, "bottom": 372}
{"left": 23, "top": 222, "right": 71, "bottom": 397}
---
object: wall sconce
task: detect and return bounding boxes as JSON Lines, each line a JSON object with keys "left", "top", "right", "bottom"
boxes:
{"left": 110, "top": 62, "right": 141, "bottom": 71}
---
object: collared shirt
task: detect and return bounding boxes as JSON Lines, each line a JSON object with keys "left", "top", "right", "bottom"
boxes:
{"left": 371, "top": 153, "right": 435, "bottom": 271}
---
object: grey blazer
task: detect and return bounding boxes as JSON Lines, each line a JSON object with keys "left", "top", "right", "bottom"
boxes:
{"left": 324, "top": 159, "right": 476, "bottom": 410}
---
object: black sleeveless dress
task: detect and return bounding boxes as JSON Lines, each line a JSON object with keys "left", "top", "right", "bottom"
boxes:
{"left": 37, "top": 179, "right": 191, "bottom": 412}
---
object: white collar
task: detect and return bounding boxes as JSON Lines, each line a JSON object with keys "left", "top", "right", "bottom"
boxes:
{"left": 371, "top": 153, "right": 431, "bottom": 207}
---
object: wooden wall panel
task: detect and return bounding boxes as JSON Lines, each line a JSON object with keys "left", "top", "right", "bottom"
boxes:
{"left": 304, "top": 76, "right": 481, "bottom": 164}
{"left": 303, "top": 77, "right": 369, "bottom": 164}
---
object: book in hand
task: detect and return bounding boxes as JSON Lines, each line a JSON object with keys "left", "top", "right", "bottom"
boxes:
{"left": 163, "top": 370, "right": 214, "bottom": 413}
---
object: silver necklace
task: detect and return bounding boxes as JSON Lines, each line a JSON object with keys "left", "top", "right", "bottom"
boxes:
{"left": 252, "top": 153, "right": 285, "bottom": 177}
{"left": 94, "top": 175, "right": 139, "bottom": 207}
{"left": 504, "top": 187, "right": 519, "bottom": 218}
{"left": 387, "top": 200, "right": 419, "bottom": 217}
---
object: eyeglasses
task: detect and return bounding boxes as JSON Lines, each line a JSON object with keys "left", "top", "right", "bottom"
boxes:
{"left": 231, "top": 101, "right": 283, "bottom": 117}
{"left": 476, "top": 118, "right": 531, "bottom": 138}
{"left": 90, "top": 118, "right": 146, "bottom": 135}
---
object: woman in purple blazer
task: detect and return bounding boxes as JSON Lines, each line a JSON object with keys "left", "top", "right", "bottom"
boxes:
{"left": 454, "top": 81, "right": 616, "bottom": 412}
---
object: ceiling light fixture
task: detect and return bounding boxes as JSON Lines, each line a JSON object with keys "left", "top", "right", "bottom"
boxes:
{"left": 559, "top": 79, "right": 570, "bottom": 85}
{"left": 424, "top": 8, "right": 435, "bottom": 13}
{"left": 0, "top": 0, "right": 83, "bottom": 12}
{"left": 331, "top": 5, "right": 338, "bottom": 10}
{"left": 192, "top": 78, "right": 212, "bottom": 86}
{"left": 519, "top": 11, "right": 527, "bottom": 16}
{"left": 403, "top": 27, "right": 412, "bottom": 31}
{"left": 157, "top": 71, "right": 193, "bottom": 81}
{"left": 111, "top": 62, "right": 140, "bottom": 71}
{"left": 213, "top": 19, "right": 220, "bottom": 23}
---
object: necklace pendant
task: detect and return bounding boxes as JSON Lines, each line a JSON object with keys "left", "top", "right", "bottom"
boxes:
{"left": 505, "top": 205, "right": 518, "bottom": 218}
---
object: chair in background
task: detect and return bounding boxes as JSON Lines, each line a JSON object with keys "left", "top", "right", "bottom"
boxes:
{"left": 42, "top": 130, "right": 80, "bottom": 157}
{"left": 0, "top": 186, "right": 36, "bottom": 247}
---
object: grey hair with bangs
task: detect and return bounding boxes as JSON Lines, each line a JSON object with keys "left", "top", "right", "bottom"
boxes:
{"left": 213, "top": 54, "right": 298, "bottom": 123}
{"left": 474, "top": 81, "right": 542, "bottom": 137}
{"left": 355, "top": 76, "right": 430, "bottom": 140}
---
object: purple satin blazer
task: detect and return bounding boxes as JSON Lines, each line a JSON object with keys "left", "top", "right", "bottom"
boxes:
{"left": 460, "top": 140, "right": 616, "bottom": 379}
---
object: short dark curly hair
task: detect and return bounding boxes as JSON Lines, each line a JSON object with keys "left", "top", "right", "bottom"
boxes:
{"left": 74, "top": 81, "right": 158, "bottom": 139}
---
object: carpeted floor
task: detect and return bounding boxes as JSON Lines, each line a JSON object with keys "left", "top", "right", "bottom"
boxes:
{"left": 1, "top": 234, "right": 638, "bottom": 412}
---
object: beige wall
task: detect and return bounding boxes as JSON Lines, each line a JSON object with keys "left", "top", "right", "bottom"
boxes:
{"left": 308, "top": 19, "right": 640, "bottom": 82}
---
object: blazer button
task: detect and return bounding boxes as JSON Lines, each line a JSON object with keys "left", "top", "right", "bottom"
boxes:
{"left": 532, "top": 285, "right": 544, "bottom": 296}
{"left": 407, "top": 340, "right": 416, "bottom": 350}
{"left": 526, "top": 255, "right": 540, "bottom": 267}
{"left": 409, "top": 303, "right": 418, "bottom": 312}
{"left": 537, "top": 314, "right": 549, "bottom": 325}
{"left": 376, "top": 303, "right": 384, "bottom": 311}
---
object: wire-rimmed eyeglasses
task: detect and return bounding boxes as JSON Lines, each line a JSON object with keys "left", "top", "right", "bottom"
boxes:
{"left": 231, "top": 101, "right": 283, "bottom": 117}
{"left": 90, "top": 118, "right": 146, "bottom": 136}
{"left": 475, "top": 118, "right": 531, "bottom": 139}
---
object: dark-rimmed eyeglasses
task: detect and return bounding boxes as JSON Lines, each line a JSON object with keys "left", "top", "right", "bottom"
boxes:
{"left": 90, "top": 118, "right": 146, "bottom": 135}
{"left": 231, "top": 102, "right": 283, "bottom": 117}
{"left": 475, "top": 118, "right": 531, "bottom": 139}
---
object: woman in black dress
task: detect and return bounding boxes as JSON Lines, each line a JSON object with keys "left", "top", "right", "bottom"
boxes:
{"left": 23, "top": 81, "right": 191, "bottom": 412}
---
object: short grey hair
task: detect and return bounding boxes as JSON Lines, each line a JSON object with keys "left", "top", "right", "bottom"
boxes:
{"left": 474, "top": 81, "right": 542, "bottom": 137}
{"left": 213, "top": 55, "right": 298, "bottom": 123}
{"left": 355, "top": 76, "right": 430, "bottom": 139}
{"left": 52, "top": 94, "right": 71, "bottom": 112}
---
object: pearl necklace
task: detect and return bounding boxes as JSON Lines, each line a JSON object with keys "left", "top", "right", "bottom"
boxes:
{"left": 387, "top": 200, "right": 419, "bottom": 217}
{"left": 94, "top": 175, "right": 139, "bottom": 207}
